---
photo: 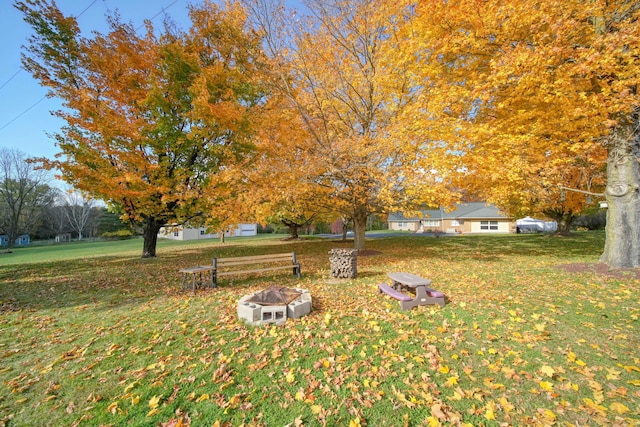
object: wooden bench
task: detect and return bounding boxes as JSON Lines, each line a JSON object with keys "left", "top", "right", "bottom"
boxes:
{"left": 379, "top": 272, "right": 446, "bottom": 310}
{"left": 213, "top": 252, "right": 301, "bottom": 286}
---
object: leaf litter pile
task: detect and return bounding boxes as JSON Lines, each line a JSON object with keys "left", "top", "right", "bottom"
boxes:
{"left": 0, "top": 233, "right": 638, "bottom": 426}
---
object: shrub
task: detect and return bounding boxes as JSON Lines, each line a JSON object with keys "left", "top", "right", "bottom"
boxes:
{"left": 101, "top": 229, "right": 133, "bottom": 240}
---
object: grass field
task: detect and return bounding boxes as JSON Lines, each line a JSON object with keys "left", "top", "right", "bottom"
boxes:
{"left": 0, "top": 232, "right": 638, "bottom": 426}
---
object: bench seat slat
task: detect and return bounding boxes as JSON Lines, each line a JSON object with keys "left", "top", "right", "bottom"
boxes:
{"left": 379, "top": 283, "right": 413, "bottom": 301}
{"left": 217, "top": 253, "right": 294, "bottom": 263}
{"left": 217, "top": 265, "right": 296, "bottom": 276}
{"left": 425, "top": 289, "right": 445, "bottom": 298}
{"left": 217, "top": 258, "right": 294, "bottom": 267}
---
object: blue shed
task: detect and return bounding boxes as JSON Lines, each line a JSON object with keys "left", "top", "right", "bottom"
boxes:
{"left": 16, "top": 235, "right": 30, "bottom": 246}
{"left": 0, "top": 235, "right": 30, "bottom": 246}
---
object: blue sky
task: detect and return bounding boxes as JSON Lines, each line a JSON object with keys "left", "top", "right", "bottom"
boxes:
{"left": 0, "top": 1, "right": 204, "bottom": 161}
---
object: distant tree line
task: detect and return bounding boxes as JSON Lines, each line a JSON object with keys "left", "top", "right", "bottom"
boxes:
{"left": 0, "top": 148, "right": 126, "bottom": 247}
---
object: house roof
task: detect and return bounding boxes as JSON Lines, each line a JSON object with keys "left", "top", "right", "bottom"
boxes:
{"left": 389, "top": 203, "right": 509, "bottom": 221}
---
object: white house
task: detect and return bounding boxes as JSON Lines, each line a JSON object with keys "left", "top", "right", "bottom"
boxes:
{"left": 158, "top": 224, "right": 258, "bottom": 241}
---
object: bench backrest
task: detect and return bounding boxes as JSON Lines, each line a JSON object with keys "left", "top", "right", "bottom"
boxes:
{"left": 214, "top": 252, "right": 297, "bottom": 267}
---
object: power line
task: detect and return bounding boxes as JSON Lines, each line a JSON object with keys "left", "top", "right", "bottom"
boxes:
{"left": 0, "top": 0, "right": 100, "bottom": 93}
{"left": 135, "top": 0, "right": 180, "bottom": 31}
{"left": 0, "top": 69, "right": 22, "bottom": 92}
{"left": 77, "top": 0, "right": 100, "bottom": 18}
{"left": 0, "top": 0, "right": 182, "bottom": 136}
{"left": 0, "top": 95, "right": 47, "bottom": 133}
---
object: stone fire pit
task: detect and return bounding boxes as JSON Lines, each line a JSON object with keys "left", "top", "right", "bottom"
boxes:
{"left": 237, "top": 286, "right": 312, "bottom": 326}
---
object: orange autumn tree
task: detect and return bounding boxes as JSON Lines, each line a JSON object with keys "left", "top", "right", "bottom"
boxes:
{"left": 390, "top": 0, "right": 639, "bottom": 267}
{"left": 243, "top": 95, "right": 336, "bottom": 238}
{"left": 18, "top": 0, "right": 263, "bottom": 257}
{"left": 246, "top": 0, "right": 459, "bottom": 250}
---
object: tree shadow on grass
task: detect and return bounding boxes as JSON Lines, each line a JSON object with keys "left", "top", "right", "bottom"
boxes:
{"left": 556, "top": 262, "right": 640, "bottom": 280}
{"left": 0, "top": 238, "right": 323, "bottom": 313}
{"left": 0, "top": 232, "right": 606, "bottom": 313}
{"left": 389, "top": 232, "right": 604, "bottom": 261}
{"left": 0, "top": 254, "right": 174, "bottom": 312}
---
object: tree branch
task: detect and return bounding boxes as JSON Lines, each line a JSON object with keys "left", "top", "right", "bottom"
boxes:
{"left": 557, "top": 185, "right": 605, "bottom": 197}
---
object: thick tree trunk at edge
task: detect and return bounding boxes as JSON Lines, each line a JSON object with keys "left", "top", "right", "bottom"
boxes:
{"left": 600, "top": 128, "right": 640, "bottom": 269}
{"left": 141, "top": 217, "right": 162, "bottom": 258}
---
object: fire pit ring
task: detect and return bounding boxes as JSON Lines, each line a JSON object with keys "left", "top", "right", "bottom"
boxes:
{"left": 237, "top": 286, "right": 311, "bottom": 326}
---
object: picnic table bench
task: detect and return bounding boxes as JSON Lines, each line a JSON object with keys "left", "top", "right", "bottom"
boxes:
{"left": 212, "top": 252, "right": 301, "bottom": 287}
{"left": 379, "top": 272, "right": 445, "bottom": 310}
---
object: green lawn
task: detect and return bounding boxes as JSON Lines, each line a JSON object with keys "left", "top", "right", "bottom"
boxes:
{"left": 0, "top": 234, "right": 291, "bottom": 266}
{"left": 0, "top": 232, "right": 638, "bottom": 426}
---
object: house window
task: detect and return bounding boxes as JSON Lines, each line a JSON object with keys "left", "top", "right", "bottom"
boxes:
{"left": 200, "top": 229, "right": 205, "bottom": 235}
{"left": 480, "top": 221, "right": 498, "bottom": 230}
{"left": 422, "top": 220, "right": 440, "bottom": 227}
{"left": 451, "top": 220, "right": 463, "bottom": 226}
{"left": 173, "top": 231, "right": 179, "bottom": 237}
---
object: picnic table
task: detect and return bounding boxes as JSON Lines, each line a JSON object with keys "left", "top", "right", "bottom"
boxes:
{"left": 388, "top": 272, "right": 432, "bottom": 289}
{"left": 379, "top": 272, "right": 445, "bottom": 310}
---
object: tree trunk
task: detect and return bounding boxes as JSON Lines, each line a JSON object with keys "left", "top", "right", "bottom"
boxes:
{"left": 555, "top": 217, "right": 573, "bottom": 236}
{"left": 352, "top": 210, "right": 368, "bottom": 250}
{"left": 289, "top": 224, "right": 299, "bottom": 239}
{"left": 600, "top": 127, "right": 640, "bottom": 268}
{"left": 141, "top": 217, "right": 162, "bottom": 258}
{"left": 5, "top": 225, "right": 18, "bottom": 249}
{"left": 543, "top": 209, "right": 575, "bottom": 236}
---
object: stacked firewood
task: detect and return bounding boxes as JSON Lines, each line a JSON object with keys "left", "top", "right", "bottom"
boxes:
{"left": 328, "top": 249, "right": 358, "bottom": 278}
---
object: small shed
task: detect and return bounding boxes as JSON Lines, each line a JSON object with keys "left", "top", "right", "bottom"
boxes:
{"left": 16, "top": 235, "right": 30, "bottom": 246}
{"left": 55, "top": 233, "right": 72, "bottom": 243}
{"left": 1, "top": 234, "right": 30, "bottom": 246}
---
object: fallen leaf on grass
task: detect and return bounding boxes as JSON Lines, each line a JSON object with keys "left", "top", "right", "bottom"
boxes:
{"left": 540, "top": 365, "right": 555, "bottom": 377}
{"left": 107, "top": 401, "right": 118, "bottom": 414}
{"left": 196, "top": 394, "right": 209, "bottom": 402}
{"left": 149, "top": 395, "right": 161, "bottom": 409}
{"left": 609, "top": 402, "right": 630, "bottom": 414}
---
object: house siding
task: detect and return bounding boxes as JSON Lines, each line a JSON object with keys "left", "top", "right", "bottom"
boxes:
{"left": 469, "top": 220, "right": 512, "bottom": 233}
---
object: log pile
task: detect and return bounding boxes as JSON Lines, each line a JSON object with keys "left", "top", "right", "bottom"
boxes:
{"left": 328, "top": 249, "right": 358, "bottom": 278}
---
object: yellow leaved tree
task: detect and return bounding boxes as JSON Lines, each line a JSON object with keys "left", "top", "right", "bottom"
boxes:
{"left": 245, "top": 0, "right": 459, "bottom": 250}
{"left": 242, "top": 95, "right": 336, "bottom": 238}
{"left": 389, "top": 0, "right": 638, "bottom": 267}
